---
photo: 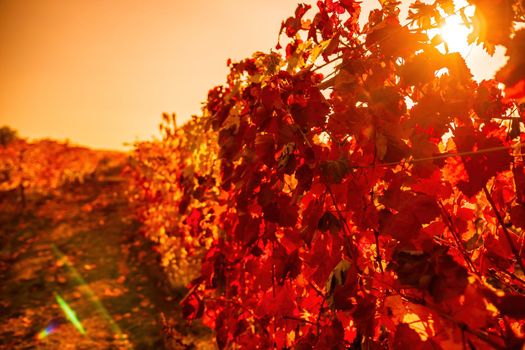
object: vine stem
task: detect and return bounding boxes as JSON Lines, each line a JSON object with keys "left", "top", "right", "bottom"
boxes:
{"left": 438, "top": 201, "right": 479, "bottom": 276}
{"left": 206, "top": 297, "right": 256, "bottom": 317}
{"left": 326, "top": 184, "right": 359, "bottom": 268}
{"left": 350, "top": 142, "right": 525, "bottom": 170}
{"left": 401, "top": 294, "right": 506, "bottom": 350}
{"left": 283, "top": 315, "right": 316, "bottom": 325}
{"left": 483, "top": 185, "right": 525, "bottom": 273}
{"left": 377, "top": 276, "right": 509, "bottom": 350}
{"left": 492, "top": 267, "right": 525, "bottom": 287}
{"left": 373, "top": 229, "right": 384, "bottom": 273}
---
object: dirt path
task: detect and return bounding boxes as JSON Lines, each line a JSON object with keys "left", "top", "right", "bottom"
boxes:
{"left": 0, "top": 174, "right": 204, "bottom": 349}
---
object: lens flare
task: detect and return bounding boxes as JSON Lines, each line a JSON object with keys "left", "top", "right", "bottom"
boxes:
{"left": 36, "top": 321, "right": 59, "bottom": 340}
{"left": 55, "top": 293, "right": 87, "bottom": 335}
{"left": 51, "top": 244, "right": 131, "bottom": 347}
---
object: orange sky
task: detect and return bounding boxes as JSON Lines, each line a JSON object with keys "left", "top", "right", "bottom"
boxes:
{"left": 0, "top": 0, "right": 507, "bottom": 150}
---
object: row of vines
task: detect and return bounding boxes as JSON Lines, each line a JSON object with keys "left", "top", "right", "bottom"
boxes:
{"left": 128, "top": 113, "right": 220, "bottom": 287}
{"left": 0, "top": 133, "right": 124, "bottom": 209}
{"left": 130, "top": 0, "right": 525, "bottom": 348}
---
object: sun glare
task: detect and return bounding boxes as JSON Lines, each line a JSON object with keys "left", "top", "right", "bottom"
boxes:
{"left": 439, "top": 15, "right": 471, "bottom": 54}
{"left": 425, "top": 0, "right": 474, "bottom": 55}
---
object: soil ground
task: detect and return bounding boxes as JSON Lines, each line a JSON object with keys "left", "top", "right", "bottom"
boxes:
{"left": 0, "top": 164, "right": 213, "bottom": 349}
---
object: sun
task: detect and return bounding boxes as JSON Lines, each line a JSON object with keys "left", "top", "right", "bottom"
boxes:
{"left": 439, "top": 14, "right": 471, "bottom": 54}
{"left": 425, "top": 0, "right": 474, "bottom": 55}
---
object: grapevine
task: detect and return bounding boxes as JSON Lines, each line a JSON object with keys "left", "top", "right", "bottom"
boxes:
{"left": 134, "top": 1, "right": 525, "bottom": 348}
